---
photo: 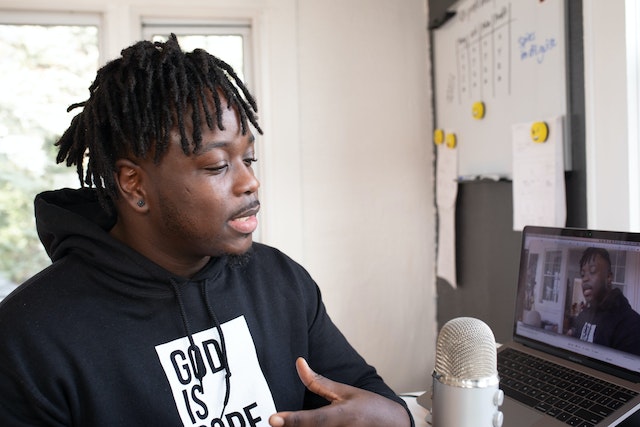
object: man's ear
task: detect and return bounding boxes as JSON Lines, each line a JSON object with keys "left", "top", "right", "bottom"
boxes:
{"left": 114, "top": 159, "right": 148, "bottom": 211}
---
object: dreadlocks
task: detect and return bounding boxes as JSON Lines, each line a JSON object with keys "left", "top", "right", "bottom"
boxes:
{"left": 580, "top": 247, "right": 612, "bottom": 273}
{"left": 55, "top": 33, "right": 262, "bottom": 210}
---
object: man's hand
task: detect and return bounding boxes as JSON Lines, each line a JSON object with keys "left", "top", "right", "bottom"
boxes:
{"left": 268, "top": 357, "right": 411, "bottom": 427}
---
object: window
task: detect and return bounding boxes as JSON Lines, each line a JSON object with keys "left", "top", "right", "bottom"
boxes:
{"left": 0, "top": 15, "right": 259, "bottom": 300}
{"left": 0, "top": 12, "right": 100, "bottom": 297}
{"left": 541, "top": 250, "right": 562, "bottom": 303}
{"left": 609, "top": 250, "right": 634, "bottom": 306}
{"left": 610, "top": 250, "right": 627, "bottom": 287}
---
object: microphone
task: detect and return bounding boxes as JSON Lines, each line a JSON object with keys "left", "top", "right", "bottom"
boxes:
{"left": 431, "top": 317, "right": 504, "bottom": 427}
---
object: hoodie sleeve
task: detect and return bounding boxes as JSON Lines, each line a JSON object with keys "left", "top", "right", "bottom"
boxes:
{"left": 0, "top": 289, "right": 71, "bottom": 426}
{"left": 0, "top": 363, "right": 69, "bottom": 426}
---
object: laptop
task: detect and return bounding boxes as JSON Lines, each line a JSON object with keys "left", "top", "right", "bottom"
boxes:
{"left": 420, "top": 226, "right": 640, "bottom": 426}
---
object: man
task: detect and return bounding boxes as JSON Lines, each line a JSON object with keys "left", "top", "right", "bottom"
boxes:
{"left": 570, "top": 247, "right": 640, "bottom": 355}
{"left": 0, "top": 35, "right": 412, "bottom": 426}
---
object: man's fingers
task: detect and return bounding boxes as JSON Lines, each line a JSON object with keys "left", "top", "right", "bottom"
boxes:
{"left": 295, "top": 357, "right": 341, "bottom": 402}
{"left": 270, "top": 407, "right": 335, "bottom": 427}
{"left": 267, "top": 359, "right": 345, "bottom": 426}
{"left": 269, "top": 358, "right": 410, "bottom": 427}
{"left": 268, "top": 413, "right": 287, "bottom": 427}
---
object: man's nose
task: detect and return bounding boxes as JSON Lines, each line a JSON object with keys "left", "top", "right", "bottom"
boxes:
{"left": 234, "top": 164, "right": 260, "bottom": 195}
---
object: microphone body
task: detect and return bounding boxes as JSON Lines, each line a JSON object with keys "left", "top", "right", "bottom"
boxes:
{"left": 431, "top": 317, "right": 504, "bottom": 427}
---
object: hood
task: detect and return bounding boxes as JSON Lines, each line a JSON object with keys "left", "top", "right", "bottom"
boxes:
{"left": 36, "top": 187, "right": 116, "bottom": 262}
{"left": 599, "top": 287, "right": 630, "bottom": 312}
{"left": 34, "top": 187, "right": 226, "bottom": 294}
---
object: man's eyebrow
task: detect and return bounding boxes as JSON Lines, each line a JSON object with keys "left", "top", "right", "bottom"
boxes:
{"left": 196, "top": 134, "right": 255, "bottom": 155}
{"left": 199, "top": 141, "right": 229, "bottom": 152}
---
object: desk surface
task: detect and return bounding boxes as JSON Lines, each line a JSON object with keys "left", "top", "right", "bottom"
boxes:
{"left": 400, "top": 394, "right": 429, "bottom": 427}
{"left": 402, "top": 392, "right": 640, "bottom": 427}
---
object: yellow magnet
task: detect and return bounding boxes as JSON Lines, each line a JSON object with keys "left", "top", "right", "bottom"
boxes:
{"left": 530, "top": 121, "right": 549, "bottom": 143}
{"left": 472, "top": 101, "right": 485, "bottom": 120}
{"left": 434, "top": 129, "right": 445, "bottom": 145}
{"left": 445, "top": 132, "right": 457, "bottom": 149}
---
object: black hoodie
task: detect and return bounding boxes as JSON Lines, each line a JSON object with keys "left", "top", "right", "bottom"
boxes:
{"left": 0, "top": 188, "right": 411, "bottom": 426}
{"left": 572, "top": 287, "right": 640, "bottom": 355}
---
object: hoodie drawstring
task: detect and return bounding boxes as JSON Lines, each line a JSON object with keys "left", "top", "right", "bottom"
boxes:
{"left": 170, "top": 279, "right": 206, "bottom": 385}
{"left": 203, "top": 280, "right": 232, "bottom": 417}
{"left": 170, "top": 278, "right": 231, "bottom": 419}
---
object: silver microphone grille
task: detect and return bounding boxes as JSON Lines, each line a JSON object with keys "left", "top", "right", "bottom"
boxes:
{"left": 434, "top": 317, "right": 497, "bottom": 383}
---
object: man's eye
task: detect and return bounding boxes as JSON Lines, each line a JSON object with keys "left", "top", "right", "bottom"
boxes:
{"left": 206, "top": 164, "right": 228, "bottom": 173}
{"left": 244, "top": 157, "right": 258, "bottom": 166}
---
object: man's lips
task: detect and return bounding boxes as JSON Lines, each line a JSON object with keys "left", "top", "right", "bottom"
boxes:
{"left": 228, "top": 201, "right": 260, "bottom": 235}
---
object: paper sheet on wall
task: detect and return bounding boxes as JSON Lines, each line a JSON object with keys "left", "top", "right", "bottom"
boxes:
{"left": 512, "top": 116, "right": 566, "bottom": 231}
{"left": 436, "top": 143, "right": 458, "bottom": 288}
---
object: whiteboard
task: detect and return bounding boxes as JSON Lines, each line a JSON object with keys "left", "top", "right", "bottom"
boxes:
{"left": 432, "top": 0, "right": 567, "bottom": 177}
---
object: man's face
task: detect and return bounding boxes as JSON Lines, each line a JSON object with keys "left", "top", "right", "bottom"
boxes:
{"left": 580, "top": 254, "right": 612, "bottom": 305}
{"left": 139, "top": 103, "right": 260, "bottom": 264}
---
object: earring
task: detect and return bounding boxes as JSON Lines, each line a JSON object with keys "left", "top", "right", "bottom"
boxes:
{"left": 137, "top": 200, "right": 145, "bottom": 207}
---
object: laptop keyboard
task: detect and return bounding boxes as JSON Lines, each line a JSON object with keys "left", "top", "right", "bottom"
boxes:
{"left": 497, "top": 348, "right": 638, "bottom": 427}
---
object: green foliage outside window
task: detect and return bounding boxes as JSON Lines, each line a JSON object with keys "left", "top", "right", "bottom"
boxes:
{"left": 0, "top": 24, "right": 98, "bottom": 286}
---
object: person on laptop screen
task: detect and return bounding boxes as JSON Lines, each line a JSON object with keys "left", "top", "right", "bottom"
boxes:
{"left": 568, "top": 247, "right": 640, "bottom": 355}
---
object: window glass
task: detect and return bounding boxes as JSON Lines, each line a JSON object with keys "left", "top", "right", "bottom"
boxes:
{"left": 0, "top": 22, "right": 99, "bottom": 296}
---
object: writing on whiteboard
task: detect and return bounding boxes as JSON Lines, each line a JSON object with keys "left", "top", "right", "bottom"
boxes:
{"left": 518, "top": 32, "right": 557, "bottom": 64}
{"left": 457, "top": 0, "right": 496, "bottom": 23}
{"left": 452, "top": 4, "right": 512, "bottom": 102}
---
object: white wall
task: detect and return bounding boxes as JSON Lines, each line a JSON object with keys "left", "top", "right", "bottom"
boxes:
{"left": 0, "top": 0, "right": 437, "bottom": 393}
{"left": 583, "top": 0, "right": 638, "bottom": 232}
{"left": 296, "top": 0, "right": 436, "bottom": 391}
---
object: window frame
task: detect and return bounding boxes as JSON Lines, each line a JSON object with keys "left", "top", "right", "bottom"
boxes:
{"left": 0, "top": 10, "right": 104, "bottom": 62}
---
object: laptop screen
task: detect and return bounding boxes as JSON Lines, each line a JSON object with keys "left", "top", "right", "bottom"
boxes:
{"left": 514, "top": 226, "right": 640, "bottom": 376}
